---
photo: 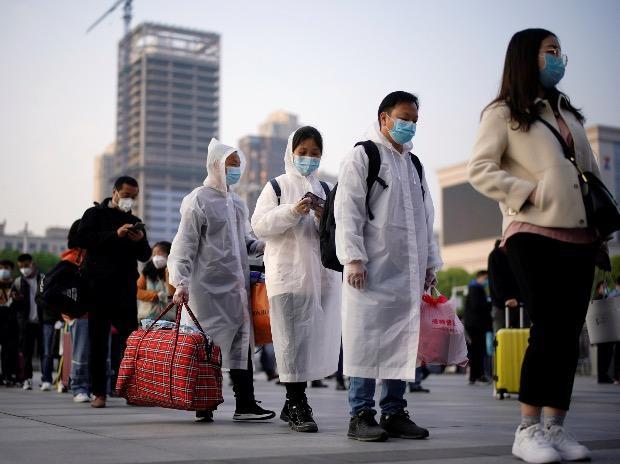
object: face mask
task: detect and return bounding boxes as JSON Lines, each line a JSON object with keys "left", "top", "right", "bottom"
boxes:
{"left": 226, "top": 166, "right": 242, "bottom": 185}
{"left": 20, "top": 267, "right": 33, "bottom": 278}
{"left": 117, "top": 197, "right": 134, "bottom": 212}
{"left": 293, "top": 156, "right": 321, "bottom": 177}
{"left": 152, "top": 255, "right": 168, "bottom": 269}
{"left": 0, "top": 269, "right": 11, "bottom": 280}
{"left": 539, "top": 54, "right": 565, "bottom": 89}
{"left": 387, "top": 116, "right": 416, "bottom": 145}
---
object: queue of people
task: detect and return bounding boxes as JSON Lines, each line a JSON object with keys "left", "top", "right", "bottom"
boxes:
{"left": 0, "top": 27, "right": 615, "bottom": 464}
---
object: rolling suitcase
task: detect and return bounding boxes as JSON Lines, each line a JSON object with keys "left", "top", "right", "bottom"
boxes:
{"left": 493, "top": 306, "right": 529, "bottom": 399}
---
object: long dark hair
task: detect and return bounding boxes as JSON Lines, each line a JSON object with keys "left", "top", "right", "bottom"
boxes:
{"left": 142, "top": 241, "right": 171, "bottom": 281}
{"left": 484, "top": 28, "right": 584, "bottom": 131}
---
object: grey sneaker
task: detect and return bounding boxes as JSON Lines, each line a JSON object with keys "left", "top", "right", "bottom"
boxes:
{"left": 512, "top": 424, "right": 561, "bottom": 463}
{"left": 347, "top": 409, "right": 388, "bottom": 442}
{"left": 544, "top": 425, "right": 591, "bottom": 461}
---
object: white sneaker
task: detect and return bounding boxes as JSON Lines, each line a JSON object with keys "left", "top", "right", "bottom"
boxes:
{"left": 544, "top": 425, "right": 591, "bottom": 461}
{"left": 73, "top": 393, "right": 90, "bottom": 403}
{"left": 22, "top": 379, "right": 32, "bottom": 390}
{"left": 40, "top": 382, "right": 52, "bottom": 391}
{"left": 512, "top": 424, "right": 561, "bottom": 463}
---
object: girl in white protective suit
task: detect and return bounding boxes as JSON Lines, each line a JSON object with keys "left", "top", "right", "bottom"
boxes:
{"left": 168, "top": 138, "right": 275, "bottom": 424}
{"left": 251, "top": 126, "right": 342, "bottom": 433}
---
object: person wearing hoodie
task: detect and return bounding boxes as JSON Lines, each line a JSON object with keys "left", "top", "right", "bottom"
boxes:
{"left": 168, "top": 138, "right": 274, "bottom": 424}
{"left": 464, "top": 270, "right": 492, "bottom": 385}
{"left": 251, "top": 126, "right": 342, "bottom": 433}
{"left": 335, "top": 91, "right": 442, "bottom": 442}
{"left": 76, "top": 176, "right": 151, "bottom": 408}
{"left": 0, "top": 259, "right": 18, "bottom": 386}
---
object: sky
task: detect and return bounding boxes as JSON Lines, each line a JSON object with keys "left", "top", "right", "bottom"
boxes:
{"left": 1, "top": 0, "right": 619, "bottom": 235}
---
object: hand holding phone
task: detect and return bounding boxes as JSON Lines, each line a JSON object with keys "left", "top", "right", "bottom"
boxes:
{"left": 303, "top": 192, "right": 325, "bottom": 211}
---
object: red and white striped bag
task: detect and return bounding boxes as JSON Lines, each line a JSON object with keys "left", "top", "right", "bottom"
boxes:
{"left": 116, "top": 303, "right": 223, "bottom": 411}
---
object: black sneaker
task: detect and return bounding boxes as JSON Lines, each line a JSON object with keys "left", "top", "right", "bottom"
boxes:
{"left": 380, "top": 409, "right": 429, "bottom": 439}
{"left": 280, "top": 400, "right": 290, "bottom": 422}
{"left": 347, "top": 409, "right": 389, "bottom": 442}
{"left": 233, "top": 401, "right": 276, "bottom": 421}
{"left": 195, "top": 410, "right": 214, "bottom": 423}
{"left": 288, "top": 399, "right": 318, "bottom": 433}
{"left": 408, "top": 384, "right": 430, "bottom": 393}
{"left": 310, "top": 380, "right": 328, "bottom": 388}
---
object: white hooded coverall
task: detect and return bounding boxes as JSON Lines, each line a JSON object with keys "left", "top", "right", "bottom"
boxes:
{"left": 334, "top": 123, "right": 443, "bottom": 380}
{"left": 251, "top": 130, "right": 342, "bottom": 383}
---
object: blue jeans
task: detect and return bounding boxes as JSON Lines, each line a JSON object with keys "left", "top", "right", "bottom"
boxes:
{"left": 408, "top": 366, "right": 424, "bottom": 389}
{"left": 41, "top": 323, "right": 55, "bottom": 383}
{"left": 348, "top": 377, "right": 407, "bottom": 416}
{"left": 70, "top": 319, "right": 90, "bottom": 395}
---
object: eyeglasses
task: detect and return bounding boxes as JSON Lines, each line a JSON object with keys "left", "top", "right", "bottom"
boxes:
{"left": 540, "top": 48, "right": 568, "bottom": 66}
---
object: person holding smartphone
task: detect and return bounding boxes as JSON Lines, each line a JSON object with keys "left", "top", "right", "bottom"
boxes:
{"left": 251, "top": 126, "right": 342, "bottom": 433}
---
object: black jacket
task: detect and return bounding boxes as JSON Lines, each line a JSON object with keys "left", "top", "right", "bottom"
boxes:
{"left": 11, "top": 272, "right": 58, "bottom": 324}
{"left": 487, "top": 246, "right": 521, "bottom": 309}
{"left": 76, "top": 198, "right": 151, "bottom": 291}
{"left": 464, "top": 281, "right": 492, "bottom": 332}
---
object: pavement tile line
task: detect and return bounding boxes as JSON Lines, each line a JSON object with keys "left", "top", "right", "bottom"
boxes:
{"left": 0, "top": 410, "right": 107, "bottom": 438}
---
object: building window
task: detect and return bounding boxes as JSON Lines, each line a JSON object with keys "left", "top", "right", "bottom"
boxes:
{"left": 172, "top": 113, "right": 192, "bottom": 121}
{"left": 172, "top": 72, "right": 193, "bottom": 80}
{"left": 173, "top": 62, "right": 193, "bottom": 70}
{"left": 173, "top": 103, "right": 192, "bottom": 111}
{"left": 173, "top": 82, "right": 192, "bottom": 90}
{"left": 5, "top": 242, "right": 12, "bottom": 250}
{"left": 172, "top": 92, "right": 192, "bottom": 100}
{"left": 41, "top": 243, "right": 49, "bottom": 252}
{"left": 172, "top": 134, "right": 192, "bottom": 141}
{"left": 172, "top": 144, "right": 192, "bottom": 151}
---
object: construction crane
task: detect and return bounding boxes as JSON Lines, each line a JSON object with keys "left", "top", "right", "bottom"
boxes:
{"left": 86, "top": 0, "right": 133, "bottom": 35}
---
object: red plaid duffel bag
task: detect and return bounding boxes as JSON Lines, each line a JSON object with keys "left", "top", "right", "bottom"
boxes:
{"left": 116, "top": 302, "right": 224, "bottom": 411}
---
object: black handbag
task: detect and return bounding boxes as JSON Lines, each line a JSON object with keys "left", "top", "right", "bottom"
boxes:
{"left": 537, "top": 116, "right": 620, "bottom": 237}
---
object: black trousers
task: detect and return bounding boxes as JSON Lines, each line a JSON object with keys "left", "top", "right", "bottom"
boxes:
{"left": 597, "top": 342, "right": 620, "bottom": 382}
{"left": 17, "top": 321, "right": 42, "bottom": 381}
{"left": 229, "top": 347, "right": 256, "bottom": 408}
{"left": 0, "top": 309, "right": 19, "bottom": 381}
{"left": 466, "top": 327, "right": 487, "bottom": 382}
{"left": 506, "top": 233, "right": 596, "bottom": 411}
{"left": 284, "top": 382, "right": 307, "bottom": 404}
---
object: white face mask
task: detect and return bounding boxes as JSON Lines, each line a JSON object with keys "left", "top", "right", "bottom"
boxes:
{"left": 0, "top": 269, "right": 11, "bottom": 280}
{"left": 20, "top": 267, "right": 33, "bottom": 278}
{"left": 117, "top": 197, "right": 134, "bottom": 212}
{"left": 152, "top": 255, "right": 168, "bottom": 269}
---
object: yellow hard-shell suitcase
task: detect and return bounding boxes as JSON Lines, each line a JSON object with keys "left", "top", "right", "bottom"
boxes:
{"left": 493, "top": 306, "right": 529, "bottom": 399}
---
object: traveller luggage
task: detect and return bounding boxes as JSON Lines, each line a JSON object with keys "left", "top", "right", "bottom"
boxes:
{"left": 493, "top": 306, "right": 529, "bottom": 399}
{"left": 116, "top": 302, "right": 223, "bottom": 411}
{"left": 250, "top": 271, "right": 272, "bottom": 345}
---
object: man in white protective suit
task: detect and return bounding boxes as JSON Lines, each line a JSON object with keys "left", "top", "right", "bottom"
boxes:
{"left": 335, "top": 91, "right": 443, "bottom": 442}
{"left": 168, "top": 138, "right": 275, "bottom": 423}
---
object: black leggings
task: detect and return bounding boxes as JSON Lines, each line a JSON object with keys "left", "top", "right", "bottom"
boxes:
{"left": 506, "top": 233, "right": 596, "bottom": 411}
{"left": 285, "top": 382, "right": 307, "bottom": 404}
{"left": 229, "top": 347, "right": 255, "bottom": 407}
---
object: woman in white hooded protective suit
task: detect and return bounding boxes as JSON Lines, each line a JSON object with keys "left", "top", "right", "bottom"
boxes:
{"left": 251, "top": 126, "right": 342, "bottom": 434}
{"left": 168, "top": 138, "right": 275, "bottom": 423}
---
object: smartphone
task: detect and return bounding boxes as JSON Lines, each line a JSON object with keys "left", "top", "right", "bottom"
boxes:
{"left": 129, "top": 222, "right": 145, "bottom": 232}
{"left": 303, "top": 192, "right": 325, "bottom": 211}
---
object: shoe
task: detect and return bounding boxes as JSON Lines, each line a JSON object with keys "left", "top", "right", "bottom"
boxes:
{"left": 22, "top": 379, "right": 32, "bottom": 390}
{"left": 195, "top": 410, "right": 214, "bottom": 423}
{"left": 310, "top": 380, "right": 328, "bottom": 388}
{"left": 280, "top": 401, "right": 290, "bottom": 422}
{"left": 40, "top": 382, "right": 52, "bottom": 391}
{"left": 408, "top": 384, "right": 430, "bottom": 393}
{"left": 380, "top": 409, "right": 429, "bottom": 439}
{"left": 544, "top": 425, "right": 591, "bottom": 461}
{"left": 90, "top": 395, "right": 106, "bottom": 408}
{"left": 347, "top": 409, "right": 389, "bottom": 442}
{"left": 598, "top": 377, "right": 614, "bottom": 384}
{"left": 477, "top": 376, "right": 491, "bottom": 384}
{"left": 266, "top": 373, "right": 279, "bottom": 381}
{"left": 335, "top": 381, "right": 347, "bottom": 391}
{"left": 73, "top": 393, "right": 90, "bottom": 403}
{"left": 512, "top": 424, "right": 561, "bottom": 463}
{"left": 288, "top": 399, "right": 318, "bottom": 433}
{"left": 233, "top": 401, "right": 276, "bottom": 421}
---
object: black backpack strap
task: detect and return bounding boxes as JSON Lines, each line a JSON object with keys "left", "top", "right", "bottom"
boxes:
{"left": 409, "top": 153, "right": 426, "bottom": 200}
{"left": 354, "top": 140, "right": 388, "bottom": 220}
{"left": 269, "top": 179, "right": 281, "bottom": 206}
{"left": 319, "top": 181, "right": 330, "bottom": 197}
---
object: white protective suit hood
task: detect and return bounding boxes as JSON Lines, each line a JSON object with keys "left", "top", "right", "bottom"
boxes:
{"left": 284, "top": 129, "right": 321, "bottom": 180}
{"left": 204, "top": 138, "right": 246, "bottom": 193}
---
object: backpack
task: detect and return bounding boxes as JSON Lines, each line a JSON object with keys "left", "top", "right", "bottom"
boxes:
{"left": 318, "top": 140, "right": 425, "bottom": 272}
{"left": 39, "top": 259, "right": 86, "bottom": 319}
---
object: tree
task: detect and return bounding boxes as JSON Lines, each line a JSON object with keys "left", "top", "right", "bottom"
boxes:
{"left": 436, "top": 267, "right": 474, "bottom": 296}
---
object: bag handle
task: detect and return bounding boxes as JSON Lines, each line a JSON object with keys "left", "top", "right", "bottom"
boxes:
{"left": 536, "top": 116, "right": 588, "bottom": 184}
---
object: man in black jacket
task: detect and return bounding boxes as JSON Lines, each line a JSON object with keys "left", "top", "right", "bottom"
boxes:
{"left": 77, "top": 176, "right": 151, "bottom": 408}
{"left": 464, "top": 270, "right": 492, "bottom": 385}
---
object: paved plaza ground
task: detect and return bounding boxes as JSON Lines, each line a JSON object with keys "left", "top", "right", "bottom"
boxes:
{"left": 0, "top": 373, "right": 619, "bottom": 464}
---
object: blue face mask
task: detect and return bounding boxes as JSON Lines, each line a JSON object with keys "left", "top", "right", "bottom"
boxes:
{"left": 539, "top": 54, "right": 565, "bottom": 89}
{"left": 293, "top": 155, "right": 321, "bottom": 177}
{"left": 388, "top": 116, "right": 416, "bottom": 145}
{"left": 225, "top": 166, "right": 241, "bottom": 185}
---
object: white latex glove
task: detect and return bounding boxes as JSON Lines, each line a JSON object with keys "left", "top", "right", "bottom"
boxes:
{"left": 173, "top": 286, "right": 189, "bottom": 305}
{"left": 345, "top": 261, "right": 367, "bottom": 290}
{"left": 424, "top": 268, "right": 437, "bottom": 291}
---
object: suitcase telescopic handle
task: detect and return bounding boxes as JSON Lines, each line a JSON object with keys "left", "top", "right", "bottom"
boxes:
{"left": 505, "top": 304, "right": 525, "bottom": 329}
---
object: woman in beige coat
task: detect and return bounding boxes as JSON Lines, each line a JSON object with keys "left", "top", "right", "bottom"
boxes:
{"left": 469, "top": 28, "right": 604, "bottom": 464}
